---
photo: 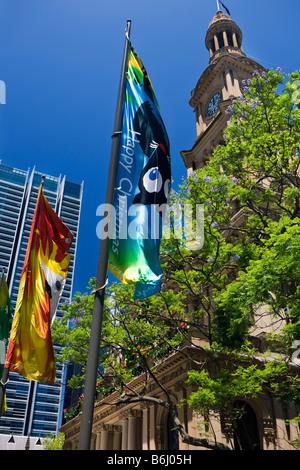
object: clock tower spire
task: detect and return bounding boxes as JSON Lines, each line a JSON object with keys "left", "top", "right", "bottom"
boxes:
{"left": 181, "top": 11, "right": 263, "bottom": 173}
{"left": 205, "top": 10, "right": 245, "bottom": 64}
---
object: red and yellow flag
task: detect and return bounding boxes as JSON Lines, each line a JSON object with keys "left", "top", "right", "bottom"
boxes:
{"left": 5, "top": 183, "right": 74, "bottom": 384}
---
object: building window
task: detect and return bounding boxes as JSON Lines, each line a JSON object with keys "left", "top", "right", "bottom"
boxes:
{"left": 167, "top": 412, "right": 179, "bottom": 450}
{"left": 217, "top": 32, "right": 224, "bottom": 49}
{"left": 233, "top": 401, "right": 261, "bottom": 450}
{"left": 227, "top": 31, "right": 234, "bottom": 47}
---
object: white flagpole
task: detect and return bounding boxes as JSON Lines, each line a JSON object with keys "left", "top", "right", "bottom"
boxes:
{"left": 216, "top": 0, "right": 220, "bottom": 10}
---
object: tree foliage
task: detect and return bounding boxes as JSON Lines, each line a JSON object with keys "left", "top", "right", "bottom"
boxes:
{"left": 52, "top": 69, "right": 300, "bottom": 450}
{"left": 42, "top": 432, "right": 65, "bottom": 450}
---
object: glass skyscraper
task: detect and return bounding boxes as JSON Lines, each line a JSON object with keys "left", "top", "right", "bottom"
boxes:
{"left": 0, "top": 162, "right": 83, "bottom": 437}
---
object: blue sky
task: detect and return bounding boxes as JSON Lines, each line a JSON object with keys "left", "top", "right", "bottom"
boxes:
{"left": 0, "top": 0, "right": 299, "bottom": 295}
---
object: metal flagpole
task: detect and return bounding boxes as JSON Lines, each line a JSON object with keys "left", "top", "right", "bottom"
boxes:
{"left": 0, "top": 268, "right": 7, "bottom": 415}
{"left": 216, "top": 0, "right": 220, "bottom": 10}
{"left": 0, "top": 268, "right": 3, "bottom": 291}
{"left": 0, "top": 367, "right": 9, "bottom": 416}
{"left": 77, "top": 19, "right": 132, "bottom": 451}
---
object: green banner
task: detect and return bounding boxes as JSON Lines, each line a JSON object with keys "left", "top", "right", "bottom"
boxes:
{"left": 108, "top": 44, "right": 171, "bottom": 299}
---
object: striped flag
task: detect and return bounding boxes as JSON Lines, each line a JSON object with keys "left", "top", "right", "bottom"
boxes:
{"left": 5, "top": 183, "right": 74, "bottom": 384}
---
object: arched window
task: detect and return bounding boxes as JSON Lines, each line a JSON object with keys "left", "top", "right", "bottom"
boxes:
{"left": 233, "top": 401, "right": 261, "bottom": 450}
{"left": 227, "top": 31, "right": 234, "bottom": 47}
{"left": 167, "top": 412, "right": 179, "bottom": 450}
{"left": 217, "top": 32, "right": 224, "bottom": 49}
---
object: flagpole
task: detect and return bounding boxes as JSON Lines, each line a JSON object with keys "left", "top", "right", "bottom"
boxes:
{"left": 0, "top": 268, "right": 7, "bottom": 414}
{"left": 216, "top": 0, "right": 220, "bottom": 10}
{"left": 0, "top": 267, "right": 4, "bottom": 292}
{"left": 77, "top": 19, "right": 132, "bottom": 451}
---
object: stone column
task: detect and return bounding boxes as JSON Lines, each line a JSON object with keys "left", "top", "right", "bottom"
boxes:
{"left": 90, "top": 433, "right": 97, "bottom": 450}
{"left": 214, "top": 35, "right": 219, "bottom": 51}
{"left": 124, "top": 409, "right": 142, "bottom": 450}
{"left": 149, "top": 405, "right": 156, "bottom": 450}
{"left": 232, "top": 32, "right": 238, "bottom": 48}
{"left": 95, "top": 432, "right": 101, "bottom": 450}
{"left": 288, "top": 405, "right": 299, "bottom": 445}
{"left": 112, "top": 426, "right": 122, "bottom": 450}
{"left": 121, "top": 416, "right": 128, "bottom": 450}
{"left": 272, "top": 399, "right": 287, "bottom": 450}
{"left": 185, "top": 384, "right": 199, "bottom": 449}
{"left": 128, "top": 415, "right": 137, "bottom": 450}
{"left": 232, "top": 70, "right": 241, "bottom": 96}
{"left": 99, "top": 424, "right": 109, "bottom": 450}
{"left": 223, "top": 31, "right": 228, "bottom": 47}
{"left": 196, "top": 104, "right": 205, "bottom": 137}
{"left": 141, "top": 403, "right": 150, "bottom": 450}
{"left": 225, "top": 69, "right": 233, "bottom": 93}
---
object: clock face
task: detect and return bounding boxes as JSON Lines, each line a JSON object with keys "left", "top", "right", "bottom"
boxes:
{"left": 207, "top": 92, "right": 221, "bottom": 117}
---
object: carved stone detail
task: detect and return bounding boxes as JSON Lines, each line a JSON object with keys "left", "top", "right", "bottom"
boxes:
{"left": 120, "top": 409, "right": 142, "bottom": 420}
{"left": 262, "top": 418, "right": 277, "bottom": 439}
{"left": 221, "top": 416, "right": 235, "bottom": 438}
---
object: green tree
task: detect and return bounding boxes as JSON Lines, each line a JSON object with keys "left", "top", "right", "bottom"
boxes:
{"left": 52, "top": 69, "right": 300, "bottom": 450}
{"left": 42, "top": 432, "right": 65, "bottom": 450}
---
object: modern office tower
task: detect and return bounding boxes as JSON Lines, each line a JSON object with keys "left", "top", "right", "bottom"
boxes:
{"left": 0, "top": 162, "right": 83, "bottom": 437}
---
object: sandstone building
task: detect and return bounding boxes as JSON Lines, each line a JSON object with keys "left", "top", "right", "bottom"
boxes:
{"left": 60, "top": 10, "right": 299, "bottom": 451}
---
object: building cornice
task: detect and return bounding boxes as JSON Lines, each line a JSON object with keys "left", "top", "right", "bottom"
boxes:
{"left": 180, "top": 99, "right": 230, "bottom": 168}
{"left": 190, "top": 54, "right": 263, "bottom": 108}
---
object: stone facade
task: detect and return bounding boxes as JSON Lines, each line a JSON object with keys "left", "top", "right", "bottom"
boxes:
{"left": 61, "top": 347, "right": 299, "bottom": 450}
{"left": 60, "top": 11, "right": 300, "bottom": 451}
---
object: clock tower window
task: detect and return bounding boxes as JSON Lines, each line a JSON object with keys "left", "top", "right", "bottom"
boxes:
{"left": 226, "top": 31, "right": 234, "bottom": 47}
{"left": 217, "top": 32, "right": 224, "bottom": 49}
{"left": 210, "top": 39, "right": 216, "bottom": 54}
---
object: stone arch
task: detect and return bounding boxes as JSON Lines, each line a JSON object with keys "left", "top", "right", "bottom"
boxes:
{"left": 155, "top": 405, "right": 168, "bottom": 450}
{"left": 244, "top": 396, "right": 277, "bottom": 449}
{"left": 155, "top": 402, "right": 180, "bottom": 450}
{"left": 232, "top": 399, "right": 268, "bottom": 450}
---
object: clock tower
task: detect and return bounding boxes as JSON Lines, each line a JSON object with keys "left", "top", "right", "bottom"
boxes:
{"left": 181, "top": 10, "right": 263, "bottom": 174}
